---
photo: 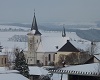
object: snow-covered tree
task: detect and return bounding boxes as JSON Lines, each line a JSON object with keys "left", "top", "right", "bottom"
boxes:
{"left": 14, "top": 49, "right": 29, "bottom": 78}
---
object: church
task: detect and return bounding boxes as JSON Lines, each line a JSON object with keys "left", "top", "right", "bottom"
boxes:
{"left": 25, "top": 12, "right": 90, "bottom": 66}
{"left": 25, "top": 12, "right": 70, "bottom": 66}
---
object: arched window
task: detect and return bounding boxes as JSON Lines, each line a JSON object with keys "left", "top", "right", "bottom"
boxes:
{"left": 48, "top": 54, "right": 51, "bottom": 61}
{"left": 5, "top": 58, "right": 6, "bottom": 64}
{"left": 2, "top": 58, "right": 3, "bottom": 64}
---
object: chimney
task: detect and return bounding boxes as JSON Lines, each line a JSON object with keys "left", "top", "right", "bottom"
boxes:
{"left": 67, "top": 40, "right": 69, "bottom": 42}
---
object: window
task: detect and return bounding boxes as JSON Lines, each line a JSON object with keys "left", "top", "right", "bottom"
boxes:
{"left": 30, "top": 59, "right": 32, "bottom": 61}
{"left": 48, "top": 54, "right": 51, "bottom": 61}
{"left": 37, "top": 60, "right": 40, "bottom": 63}
{"left": 5, "top": 58, "right": 6, "bottom": 64}
{"left": 2, "top": 58, "right": 3, "bottom": 64}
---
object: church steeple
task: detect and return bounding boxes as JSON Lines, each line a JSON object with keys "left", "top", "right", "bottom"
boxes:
{"left": 62, "top": 25, "right": 66, "bottom": 37}
{"left": 31, "top": 11, "right": 41, "bottom": 35}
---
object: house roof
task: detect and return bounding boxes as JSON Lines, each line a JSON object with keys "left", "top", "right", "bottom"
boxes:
{"left": 0, "top": 52, "right": 7, "bottom": 55}
{"left": 49, "top": 63, "right": 100, "bottom": 76}
{"left": 94, "top": 54, "right": 100, "bottom": 61}
{"left": 37, "top": 36, "right": 69, "bottom": 53}
{"left": 0, "top": 74, "right": 29, "bottom": 80}
{"left": 36, "top": 31, "right": 91, "bottom": 53}
{"left": 29, "top": 66, "right": 48, "bottom": 75}
{"left": 0, "top": 67, "right": 29, "bottom": 80}
{"left": 58, "top": 40, "right": 80, "bottom": 52}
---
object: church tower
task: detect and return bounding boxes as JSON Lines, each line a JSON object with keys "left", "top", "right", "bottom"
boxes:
{"left": 27, "top": 12, "right": 41, "bottom": 65}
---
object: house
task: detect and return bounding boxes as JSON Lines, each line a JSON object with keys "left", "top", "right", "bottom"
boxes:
{"left": 54, "top": 40, "right": 93, "bottom": 66}
{"left": 29, "top": 66, "right": 48, "bottom": 80}
{"left": 55, "top": 40, "right": 80, "bottom": 65}
{"left": 49, "top": 63, "right": 100, "bottom": 80}
{"left": 0, "top": 45, "right": 8, "bottom": 67}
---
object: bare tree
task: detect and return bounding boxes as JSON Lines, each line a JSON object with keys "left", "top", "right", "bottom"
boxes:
{"left": 4, "top": 47, "right": 21, "bottom": 69}
{"left": 58, "top": 52, "right": 92, "bottom": 66}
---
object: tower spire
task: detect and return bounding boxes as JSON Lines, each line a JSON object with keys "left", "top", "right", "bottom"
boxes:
{"left": 62, "top": 25, "right": 66, "bottom": 37}
{"left": 31, "top": 10, "right": 41, "bottom": 35}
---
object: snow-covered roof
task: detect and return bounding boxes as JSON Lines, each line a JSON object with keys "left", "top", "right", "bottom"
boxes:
{"left": 94, "top": 55, "right": 100, "bottom": 61}
{"left": 0, "top": 73, "right": 29, "bottom": 80}
{"left": 0, "top": 67, "right": 29, "bottom": 80}
{"left": 37, "top": 31, "right": 91, "bottom": 53}
{"left": 29, "top": 66, "right": 48, "bottom": 75}
{"left": 0, "top": 52, "right": 7, "bottom": 55}
{"left": 51, "top": 74, "right": 68, "bottom": 80}
{"left": 37, "top": 36, "right": 69, "bottom": 52}
{"left": 0, "top": 67, "right": 19, "bottom": 74}
{"left": 49, "top": 63, "right": 100, "bottom": 76}
{"left": 70, "top": 40, "right": 91, "bottom": 51}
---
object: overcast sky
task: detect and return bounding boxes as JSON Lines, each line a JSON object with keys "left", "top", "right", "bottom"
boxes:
{"left": 0, "top": 0, "right": 100, "bottom": 23}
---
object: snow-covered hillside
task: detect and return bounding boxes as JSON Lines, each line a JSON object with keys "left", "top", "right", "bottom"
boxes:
{"left": 0, "top": 25, "right": 29, "bottom": 31}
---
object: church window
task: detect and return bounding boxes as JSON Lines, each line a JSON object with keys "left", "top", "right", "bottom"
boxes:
{"left": 2, "top": 58, "right": 3, "bottom": 64}
{"left": 5, "top": 58, "right": 6, "bottom": 64}
{"left": 30, "top": 59, "right": 32, "bottom": 61}
{"left": 48, "top": 54, "right": 51, "bottom": 61}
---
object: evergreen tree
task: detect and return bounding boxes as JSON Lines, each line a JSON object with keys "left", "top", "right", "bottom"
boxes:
{"left": 14, "top": 49, "right": 29, "bottom": 78}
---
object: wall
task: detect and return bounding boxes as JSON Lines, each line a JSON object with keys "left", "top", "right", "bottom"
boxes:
{"left": 0, "top": 55, "right": 8, "bottom": 67}
{"left": 55, "top": 52, "right": 72, "bottom": 64}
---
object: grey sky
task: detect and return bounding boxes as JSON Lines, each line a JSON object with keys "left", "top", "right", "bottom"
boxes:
{"left": 0, "top": 0, "right": 100, "bottom": 23}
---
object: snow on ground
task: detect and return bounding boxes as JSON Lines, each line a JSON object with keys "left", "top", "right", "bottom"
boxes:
{"left": 0, "top": 32, "right": 28, "bottom": 49}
